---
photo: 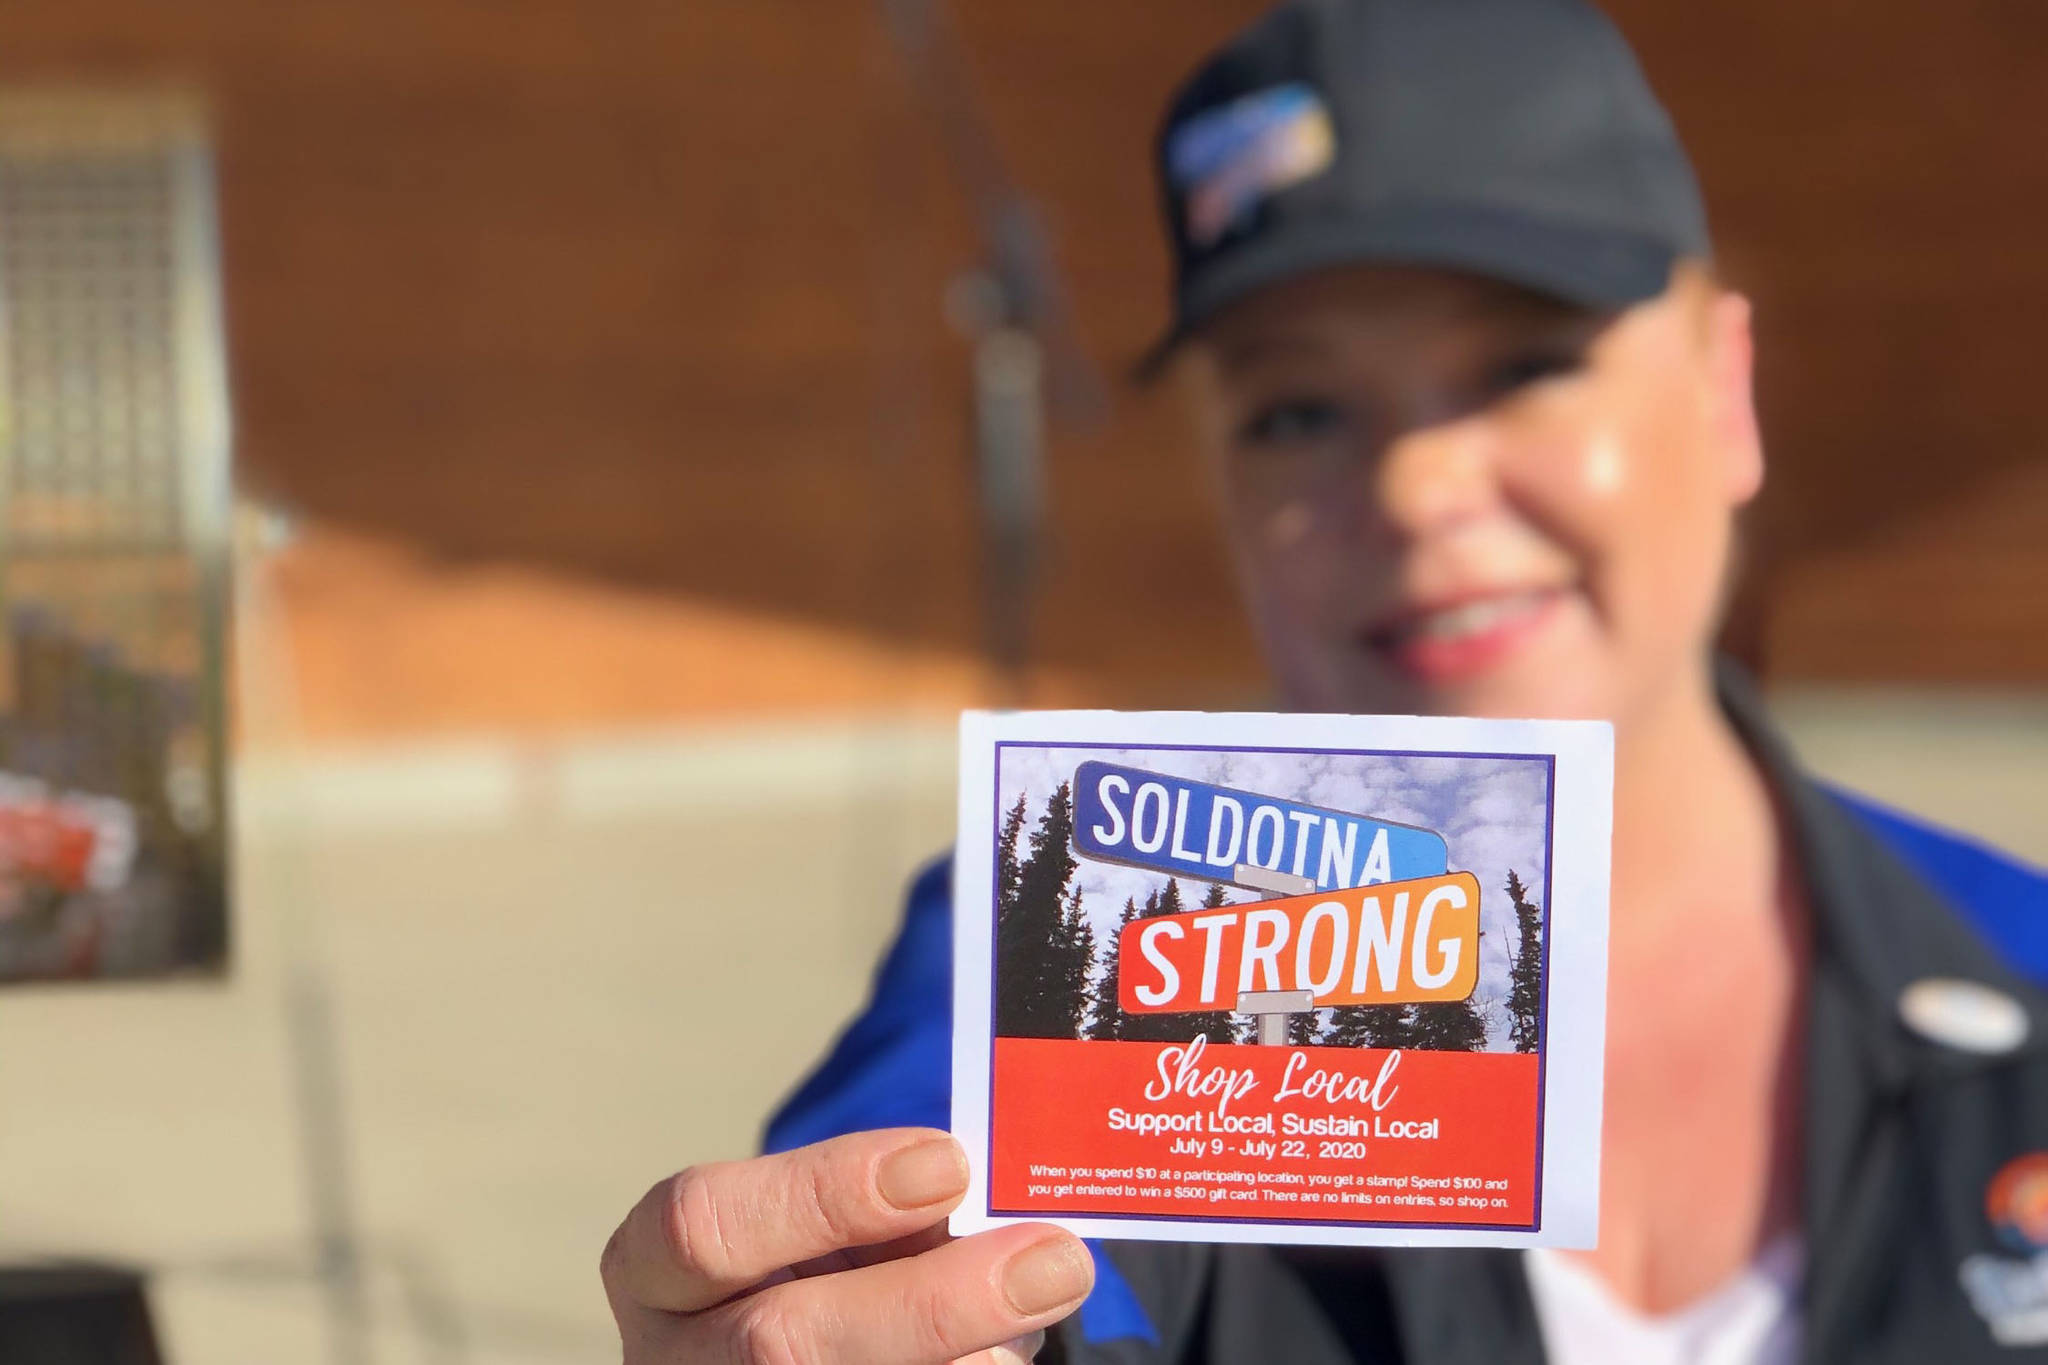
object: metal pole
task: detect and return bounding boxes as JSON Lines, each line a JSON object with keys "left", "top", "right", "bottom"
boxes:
{"left": 968, "top": 323, "right": 1044, "bottom": 691}
{"left": 881, "top": 0, "right": 1105, "bottom": 697}
{"left": 1236, "top": 989, "right": 1315, "bottom": 1047}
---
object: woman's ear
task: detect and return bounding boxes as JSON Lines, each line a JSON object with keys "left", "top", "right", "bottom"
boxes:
{"left": 1706, "top": 289, "right": 1765, "bottom": 507}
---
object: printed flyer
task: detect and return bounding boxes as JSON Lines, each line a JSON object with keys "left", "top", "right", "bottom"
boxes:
{"left": 951, "top": 710, "right": 1612, "bottom": 1248}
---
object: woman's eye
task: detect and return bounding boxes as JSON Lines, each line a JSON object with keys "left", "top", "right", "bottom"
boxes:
{"left": 1236, "top": 397, "right": 1345, "bottom": 447}
{"left": 1482, "top": 347, "right": 1585, "bottom": 398}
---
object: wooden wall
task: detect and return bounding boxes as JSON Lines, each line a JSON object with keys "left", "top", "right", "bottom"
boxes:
{"left": 3, "top": 0, "right": 2042, "bottom": 723}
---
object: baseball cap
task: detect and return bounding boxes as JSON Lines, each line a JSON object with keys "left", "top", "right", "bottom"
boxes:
{"left": 1142, "top": 0, "right": 1710, "bottom": 373}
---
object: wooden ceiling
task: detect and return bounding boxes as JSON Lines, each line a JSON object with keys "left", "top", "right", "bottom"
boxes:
{"left": 3, "top": 0, "right": 2043, "bottom": 714}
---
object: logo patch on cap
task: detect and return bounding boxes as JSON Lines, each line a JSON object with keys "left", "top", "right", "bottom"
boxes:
{"left": 1898, "top": 977, "right": 2030, "bottom": 1055}
{"left": 1166, "top": 83, "right": 1334, "bottom": 249}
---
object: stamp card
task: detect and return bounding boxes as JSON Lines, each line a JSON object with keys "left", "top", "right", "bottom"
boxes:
{"left": 950, "top": 709, "right": 1612, "bottom": 1248}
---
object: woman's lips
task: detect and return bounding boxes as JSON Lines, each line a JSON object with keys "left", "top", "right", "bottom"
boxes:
{"left": 1365, "top": 588, "right": 1568, "bottom": 684}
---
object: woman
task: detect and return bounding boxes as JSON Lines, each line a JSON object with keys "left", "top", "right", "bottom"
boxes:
{"left": 602, "top": 1, "right": 2048, "bottom": 1360}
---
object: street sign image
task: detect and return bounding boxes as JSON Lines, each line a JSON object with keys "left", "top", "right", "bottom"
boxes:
{"left": 1116, "top": 870, "right": 1483, "bottom": 1014}
{"left": 1071, "top": 758, "right": 1449, "bottom": 894}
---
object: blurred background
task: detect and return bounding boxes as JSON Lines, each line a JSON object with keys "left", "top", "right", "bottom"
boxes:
{"left": 0, "top": 1, "right": 2042, "bottom": 1361}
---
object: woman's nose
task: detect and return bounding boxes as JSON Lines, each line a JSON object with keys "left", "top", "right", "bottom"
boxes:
{"left": 1371, "top": 419, "right": 1496, "bottom": 539}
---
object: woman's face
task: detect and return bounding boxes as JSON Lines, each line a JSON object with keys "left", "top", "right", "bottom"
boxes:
{"left": 1185, "top": 263, "right": 1763, "bottom": 725}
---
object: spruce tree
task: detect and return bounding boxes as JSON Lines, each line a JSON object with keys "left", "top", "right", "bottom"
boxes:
{"left": 995, "top": 783, "right": 1079, "bottom": 1037}
{"left": 1381, "top": 1004, "right": 1426, "bottom": 1049}
{"left": 995, "top": 792, "right": 1028, "bottom": 923}
{"left": 1321, "top": 1008, "right": 1369, "bottom": 1048}
{"left": 1504, "top": 868, "right": 1545, "bottom": 1054}
{"left": 1323, "top": 1004, "right": 1419, "bottom": 1050}
{"left": 1051, "top": 884, "right": 1096, "bottom": 1039}
{"left": 1410, "top": 997, "right": 1489, "bottom": 1051}
{"left": 1287, "top": 1007, "right": 1326, "bottom": 1046}
{"left": 1085, "top": 896, "right": 1140, "bottom": 1041}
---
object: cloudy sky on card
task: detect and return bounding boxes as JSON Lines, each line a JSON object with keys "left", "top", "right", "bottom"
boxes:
{"left": 994, "top": 744, "right": 1551, "bottom": 1047}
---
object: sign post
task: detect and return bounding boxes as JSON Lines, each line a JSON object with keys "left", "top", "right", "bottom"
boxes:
{"left": 1235, "top": 988, "right": 1314, "bottom": 1046}
{"left": 1235, "top": 866, "right": 1313, "bottom": 898}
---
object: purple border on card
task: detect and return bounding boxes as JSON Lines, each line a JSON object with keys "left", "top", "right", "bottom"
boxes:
{"left": 984, "top": 739, "right": 1560, "bottom": 1234}
{"left": 1532, "top": 753, "right": 1556, "bottom": 1231}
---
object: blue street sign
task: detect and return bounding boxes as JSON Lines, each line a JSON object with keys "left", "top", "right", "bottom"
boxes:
{"left": 1070, "top": 759, "right": 1448, "bottom": 893}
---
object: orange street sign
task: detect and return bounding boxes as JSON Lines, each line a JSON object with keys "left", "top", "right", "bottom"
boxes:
{"left": 1117, "top": 871, "right": 1482, "bottom": 1014}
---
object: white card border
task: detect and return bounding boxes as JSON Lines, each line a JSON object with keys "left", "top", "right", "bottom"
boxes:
{"left": 950, "top": 709, "right": 1612, "bottom": 1249}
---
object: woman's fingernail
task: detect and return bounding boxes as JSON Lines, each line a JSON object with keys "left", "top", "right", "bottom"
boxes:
{"left": 876, "top": 1137, "right": 968, "bottom": 1210}
{"left": 991, "top": 1330, "right": 1047, "bottom": 1363}
{"left": 1002, "top": 1235, "right": 1094, "bottom": 1316}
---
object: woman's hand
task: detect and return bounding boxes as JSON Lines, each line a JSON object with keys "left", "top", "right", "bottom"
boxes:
{"left": 601, "top": 1127, "right": 1094, "bottom": 1363}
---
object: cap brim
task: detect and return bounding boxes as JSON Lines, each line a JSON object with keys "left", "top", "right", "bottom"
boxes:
{"left": 1134, "top": 201, "right": 1680, "bottom": 383}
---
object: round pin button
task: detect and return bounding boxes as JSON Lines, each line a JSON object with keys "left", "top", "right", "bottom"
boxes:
{"left": 1898, "top": 977, "right": 2030, "bottom": 1055}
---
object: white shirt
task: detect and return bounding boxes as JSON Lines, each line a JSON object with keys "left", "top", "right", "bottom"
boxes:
{"left": 1523, "top": 1236, "right": 1804, "bottom": 1365}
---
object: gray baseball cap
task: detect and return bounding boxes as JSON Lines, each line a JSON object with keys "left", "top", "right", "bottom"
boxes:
{"left": 1144, "top": 0, "right": 1710, "bottom": 372}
